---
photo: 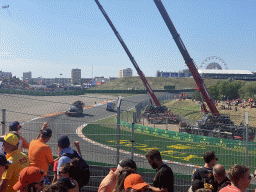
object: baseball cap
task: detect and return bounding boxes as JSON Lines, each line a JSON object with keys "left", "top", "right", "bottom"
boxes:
{"left": 9, "top": 121, "right": 21, "bottom": 131}
{"left": 0, "top": 154, "right": 12, "bottom": 166}
{"left": 118, "top": 159, "right": 137, "bottom": 170}
{"left": 58, "top": 135, "right": 70, "bottom": 149}
{"left": 41, "top": 128, "right": 52, "bottom": 137}
{"left": 13, "top": 166, "right": 46, "bottom": 190}
{"left": 0, "top": 133, "right": 19, "bottom": 146}
{"left": 124, "top": 173, "right": 149, "bottom": 190}
{"left": 57, "top": 177, "right": 76, "bottom": 189}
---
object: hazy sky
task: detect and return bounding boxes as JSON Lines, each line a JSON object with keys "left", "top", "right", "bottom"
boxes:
{"left": 0, "top": 0, "right": 255, "bottom": 79}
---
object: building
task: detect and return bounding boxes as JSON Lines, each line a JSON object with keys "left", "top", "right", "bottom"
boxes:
{"left": 198, "top": 69, "right": 256, "bottom": 80}
{"left": 119, "top": 68, "right": 133, "bottom": 78}
{"left": 95, "top": 76, "right": 109, "bottom": 83}
{"left": 71, "top": 68, "right": 81, "bottom": 85}
{"left": 156, "top": 70, "right": 191, "bottom": 78}
{"left": 23, "top": 71, "right": 32, "bottom": 83}
{"left": 0, "top": 71, "right": 12, "bottom": 79}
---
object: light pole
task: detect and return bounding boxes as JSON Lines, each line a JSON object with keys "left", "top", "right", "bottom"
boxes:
{"left": 60, "top": 73, "right": 63, "bottom": 86}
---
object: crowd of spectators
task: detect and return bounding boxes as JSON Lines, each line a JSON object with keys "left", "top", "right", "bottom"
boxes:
{"left": 0, "top": 121, "right": 254, "bottom": 192}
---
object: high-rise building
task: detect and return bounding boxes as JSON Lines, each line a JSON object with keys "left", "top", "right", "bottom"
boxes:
{"left": 23, "top": 71, "right": 32, "bottom": 82}
{"left": 119, "top": 68, "right": 133, "bottom": 78}
{"left": 0, "top": 71, "right": 12, "bottom": 79}
{"left": 71, "top": 68, "right": 81, "bottom": 85}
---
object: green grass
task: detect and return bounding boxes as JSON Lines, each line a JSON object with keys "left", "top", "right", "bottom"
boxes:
{"left": 82, "top": 122, "right": 256, "bottom": 172}
{"left": 89, "top": 77, "right": 226, "bottom": 90}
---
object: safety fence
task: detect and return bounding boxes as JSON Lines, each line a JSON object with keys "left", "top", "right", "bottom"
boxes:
{"left": 1, "top": 92, "right": 256, "bottom": 191}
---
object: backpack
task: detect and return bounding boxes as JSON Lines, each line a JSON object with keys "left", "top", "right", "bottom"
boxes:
{"left": 62, "top": 151, "right": 90, "bottom": 188}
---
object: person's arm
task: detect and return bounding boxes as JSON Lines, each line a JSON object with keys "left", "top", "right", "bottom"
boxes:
{"left": 147, "top": 186, "right": 168, "bottom": 192}
{"left": 74, "top": 141, "right": 82, "bottom": 158}
{"left": 36, "top": 122, "right": 49, "bottom": 139}
{"left": 0, "top": 179, "right": 9, "bottom": 191}
{"left": 20, "top": 136, "right": 29, "bottom": 149}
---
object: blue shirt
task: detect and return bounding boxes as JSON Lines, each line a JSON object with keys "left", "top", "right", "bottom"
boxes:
{"left": 57, "top": 147, "right": 75, "bottom": 174}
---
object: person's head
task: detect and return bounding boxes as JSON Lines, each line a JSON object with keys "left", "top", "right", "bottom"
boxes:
{"left": 113, "top": 167, "right": 137, "bottom": 192}
{"left": 9, "top": 121, "right": 21, "bottom": 132}
{"left": 57, "top": 135, "right": 70, "bottom": 150}
{"left": 145, "top": 149, "right": 162, "bottom": 169}
{"left": 43, "top": 181, "right": 68, "bottom": 192}
{"left": 40, "top": 128, "right": 52, "bottom": 143}
{"left": 195, "top": 189, "right": 212, "bottom": 192}
{"left": 59, "top": 163, "right": 76, "bottom": 179}
{"left": 0, "top": 154, "right": 12, "bottom": 177}
{"left": 57, "top": 177, "right": 76, "bottom": 190}
{"left": 124, "top": 173, "right": 149, "bottom": 192}
{"left": 203, "top": 151, "right": 218, "bottom": 167}
{"left": 116, "top": 159, "right": 137, "bottom": 173}
{"left": 213, "top": 164, "right": 226, "bottom": 183}
{"left": 228, "top": 164, "right": 250, "bottom": 191}
{"left": 191, "top": 179, "right": 205, "bottom": 192}
{"left": 13, "top": 166, "right": 46, "bottom": 192}
{"left": 0, "top": 133, "right": 20, "bottom": 153}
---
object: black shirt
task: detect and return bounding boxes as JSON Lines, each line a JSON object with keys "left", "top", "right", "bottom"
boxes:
{"left": 153, "top": 164, "right": 174, "bottom": 192}
{"left": 192, "top": 167, "right": 218, "bottom": 192}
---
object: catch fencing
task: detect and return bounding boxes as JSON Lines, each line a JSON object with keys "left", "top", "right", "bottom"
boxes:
{"left": 1, "top": 93, "right": 256, "bottom": 191}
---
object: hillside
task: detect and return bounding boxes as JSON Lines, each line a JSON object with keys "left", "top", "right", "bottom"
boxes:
{"left": 90, "top": 77, "right": 230, "bottom": 90}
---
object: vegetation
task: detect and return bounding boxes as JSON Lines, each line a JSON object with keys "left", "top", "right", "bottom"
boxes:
{"left": 89, "top": 77, "right": 224, "bottom": 90}
{"left": 83, "top": 115, "right": 256, "bottom": 171}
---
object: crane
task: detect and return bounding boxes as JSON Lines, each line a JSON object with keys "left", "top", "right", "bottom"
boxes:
{"left": 94, "top": 0, "right": 161, "bottom": 107}
{"left": 153, "top": 0, "right": 220, "bottom": 116}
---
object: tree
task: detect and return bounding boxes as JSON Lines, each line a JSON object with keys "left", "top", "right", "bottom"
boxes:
{"left": 238, "top": 82, "right": 256, "bottom": 99}
{"left": 191, "top": 90, "right": 203, "bottom": 101}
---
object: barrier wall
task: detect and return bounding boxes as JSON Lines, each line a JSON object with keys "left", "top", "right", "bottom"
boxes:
{"left": 120, "top": 120, "right": 255, "bottom": 153}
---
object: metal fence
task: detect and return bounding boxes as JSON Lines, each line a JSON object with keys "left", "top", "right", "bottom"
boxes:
{"left": 1, "top": 92, "right": 256, "bottom": 191}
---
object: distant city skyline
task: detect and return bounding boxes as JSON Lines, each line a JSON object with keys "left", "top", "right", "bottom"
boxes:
{"left": 0, "top": 0, "right": 255, "bottom": 78}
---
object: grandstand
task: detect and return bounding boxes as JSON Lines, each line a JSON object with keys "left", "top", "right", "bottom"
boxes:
{"left": 198, "top": 69, "right": 256, "bottom": 80}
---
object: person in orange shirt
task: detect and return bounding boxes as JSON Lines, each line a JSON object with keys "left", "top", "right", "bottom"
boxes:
{"left": 28, "top": 122, "right": 54, "bottom": 174}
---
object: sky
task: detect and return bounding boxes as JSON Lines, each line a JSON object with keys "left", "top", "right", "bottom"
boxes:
{"left": 0, "top": 0, "right": 255, "bottom": 79}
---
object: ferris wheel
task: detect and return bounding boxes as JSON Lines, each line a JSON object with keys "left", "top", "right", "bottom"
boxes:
{"left": 200, "top": 56, "right": 227, "bottom": 70}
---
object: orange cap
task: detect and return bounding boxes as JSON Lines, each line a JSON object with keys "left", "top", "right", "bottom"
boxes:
{"left": 13, "top": 166, "right": 46, "bottom": 190}
{"left": 124, "top": 173, "right": 149, "bottom": 190}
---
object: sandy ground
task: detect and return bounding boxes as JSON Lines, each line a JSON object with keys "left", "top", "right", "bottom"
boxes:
{"left": 139, "top": 117, "right": 180, "bottom": 132}
{"left": 0, "top": 93, "right": 116, "bottom": 124}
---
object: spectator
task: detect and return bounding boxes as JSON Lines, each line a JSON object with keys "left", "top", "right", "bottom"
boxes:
{"left": 28, "top": 124, "right": 54, "bottom": 173}
{"left": 0, "top": 133, "right": 30, "bottom": 192}
{"left": 145, "top": 149, "right": 174, "bottom": 192}
{"left": 188, "top": 179, "right": 213, "bottom": 192}
{"left": 57, "top": 135, "right": 79, "bottom": 174}
{"left": 192, "top": 151, "right": 218, "bottom": 192}
{"left": 195, "top": 189, "right": 212, "bottom": 192}
{"left": 219, "top": 164, "right": 251, "bottom": 192}
{"left": 254, "top": 170, "right": 256, "bottom": 192}
{"left": 124, "top": 173, "right": 149, "bottom": 192}
{"left": 13, "top": 166, "right": 46, "bottom": 192}
{"left": 0, "top": 154, "right": 12, "bottom": 178}
{"left": 53, "top": 141, "right": 82, "bottom": 183}
{"left": 43, "top": 181, "right": 68, "bottom": 192}
{"left": 213, "top": 164, "right": 230, "bottom": 191}
{"left": 9, "top": 121, "right": 29, "bottom": 150}
{"left": 59, "top": 163, "right": 79, "bottom": 192}
{"left": 98, "top": 158, "right": 137, "bottom": 192}
{"left": 0, "top": 121, "right": 29, "bottom": 155}
{"left": 112, "top": 167, "right": 137, "bottom": 192}
{"left": 57, "top": 177, "right": 76, "bottom": 191}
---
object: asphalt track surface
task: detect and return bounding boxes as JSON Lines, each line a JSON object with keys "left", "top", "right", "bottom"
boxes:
{"left": 19, "top": 93, "right": 194, "bottom": 177}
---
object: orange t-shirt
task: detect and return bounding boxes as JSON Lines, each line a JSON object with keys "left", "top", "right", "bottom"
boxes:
{"left": 28, "top": 139, "right": 54, "bottom": 173}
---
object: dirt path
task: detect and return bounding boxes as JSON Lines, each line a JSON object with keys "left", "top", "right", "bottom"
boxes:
{"left": 139, "top": 117, "right": 180, "bottom": 132}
